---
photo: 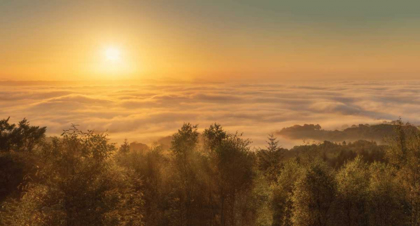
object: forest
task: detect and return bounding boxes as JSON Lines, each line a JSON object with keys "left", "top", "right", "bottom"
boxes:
{"left": 1, "top": 117, "right": 420, "bottom": 226}
{"left": 278, "top": 123, "right": 411, "bottom": 143}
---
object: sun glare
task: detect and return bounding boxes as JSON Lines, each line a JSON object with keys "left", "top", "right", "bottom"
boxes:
{"left": 95, "top": 45, "right": 134, "bottom": 78}
{"left": 105, "top": 47, "right": 121, "bottom": 61}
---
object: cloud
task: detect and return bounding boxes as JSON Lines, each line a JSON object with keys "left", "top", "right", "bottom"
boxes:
{"left": 309, "top": 102, "right": 363, "bottom": 115}
{"left": 1, "top": 80, "right": 420, "bottom": 148}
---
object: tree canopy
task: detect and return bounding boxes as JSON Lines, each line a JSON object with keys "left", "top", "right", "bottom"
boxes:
{"left": 1, "top": 118, "right": 420, "bottom": 226}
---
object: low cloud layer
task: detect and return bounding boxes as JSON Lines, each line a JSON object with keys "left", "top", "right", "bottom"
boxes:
{"left": 1, "top": 80, "right": 419, "bottom": 148}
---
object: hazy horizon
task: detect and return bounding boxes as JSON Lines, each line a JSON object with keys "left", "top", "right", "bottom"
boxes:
{"left": 2, "top": 79, "right": 419, "bottom": 148}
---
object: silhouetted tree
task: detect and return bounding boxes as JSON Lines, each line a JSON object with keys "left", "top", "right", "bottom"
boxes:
{"left": 0, "top": 118, "right": 46, "bottom": 203}
{"left": 0, "top": 117, "right": 46, "bottom": 152}
{"left": 119, "top": 139, "right": 131, "bottom": 153}
{"left": 257, "top": 134, "right": 285, "bottom": 183}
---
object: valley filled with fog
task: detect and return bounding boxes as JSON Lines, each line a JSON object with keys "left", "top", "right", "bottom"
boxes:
{"left": 1, "top": 80, "right": 419, "bottom": 147}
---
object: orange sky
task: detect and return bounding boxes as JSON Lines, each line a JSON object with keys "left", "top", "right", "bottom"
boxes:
{"left": 1, "top": 1, "right": 420, "bottom": 81}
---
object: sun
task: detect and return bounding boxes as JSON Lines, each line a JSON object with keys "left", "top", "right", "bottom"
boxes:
{"left": 95, "top": 45, "right": 134, "bottom": 77}
{"left": 104, "top": 47, "right": 121, "bottom": 61}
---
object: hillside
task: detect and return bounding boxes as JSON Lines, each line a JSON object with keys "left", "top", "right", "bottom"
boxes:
{"left": 278, "top": 122, "right": 419, "bottom": 143}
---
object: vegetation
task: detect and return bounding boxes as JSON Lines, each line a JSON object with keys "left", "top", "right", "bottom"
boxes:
{"left": 278, "top": 123, "right": 418, "bottom": 144}
{"left": 1, "top": 118, "right": 420, "bottom": 226}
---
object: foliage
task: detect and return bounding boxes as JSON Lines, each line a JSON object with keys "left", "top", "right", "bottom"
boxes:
{"left": 0, "top": 118, "right": 46, "bottom": 203}
{"left": 1, "top": 125, "right": 143, "bottom": 226}
{"left": 257, "top": 134, "right": 286, "bottom": 183}
{"left": 334, "top": 157, "right": 370, "bottom": 226}
{"left": 291, "top": 161, "right": 337, "bottom": 226}
{"left": 0, "top": 117, "right": 46, "bottom": 153}
{"left": 1, "top": 118, "right": 420, "bottom": 226}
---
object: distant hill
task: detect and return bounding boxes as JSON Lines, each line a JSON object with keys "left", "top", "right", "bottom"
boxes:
{"left": 277, "top": 123, "right": 419, "bottom": 143}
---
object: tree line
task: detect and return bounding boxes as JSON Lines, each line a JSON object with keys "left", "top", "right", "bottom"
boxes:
{"left": 1, "top": 117, "right": 420, "bottom": 226}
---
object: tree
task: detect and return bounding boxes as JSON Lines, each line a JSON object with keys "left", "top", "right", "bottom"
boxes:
{"left": 272, "top": 159, "right": 302, "bottom": 226}
{"left": 169, "top": 123, "right": 203, "bottom": 226}
{"left": 1, "top": 127, "right": 144, "bottom": 226}
{"left": 367, "top": 162, "right": 407, "bottom": 226}
{"left": 292, "top": 161, "right": 337, "bottom": 226}
{"left": 119, "top": 139, "right": 131, "bottom": 153}
{"left": 334, "top": 157, "right": 369, "bottom": 226}
{"left": 386, "top": 120, "right": 420, "bottom": 225}
{"left": 0, "top": 117, "right": 46, "bottom": 152}
{"left": 0, "top": 118, "right": 46, "bottom": 203}
{"left": 257, "top": 134, "right": 285, "bottom": 183}
{"left": 203, "top": 123, "right": 227, "bottom": 151}
{"left": 3, "top": 118, "right": 420, "bottom": 226}
{"left": 204, "top": 124, "right": 256, "bottom": 226}
{"left": 171, "top": 123, "right": 199, "bottom": 157}
{"left": 115, "top": 141, "right": 172, "bottom": 226}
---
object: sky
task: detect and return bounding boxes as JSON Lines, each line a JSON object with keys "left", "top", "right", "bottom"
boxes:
{"left": 1, "top": 0, "right": 420, "bottom": 81}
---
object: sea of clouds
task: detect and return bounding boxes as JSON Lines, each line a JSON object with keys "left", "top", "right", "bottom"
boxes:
{"left": 1, "top": 80, "right": 419, "bottom": 148}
